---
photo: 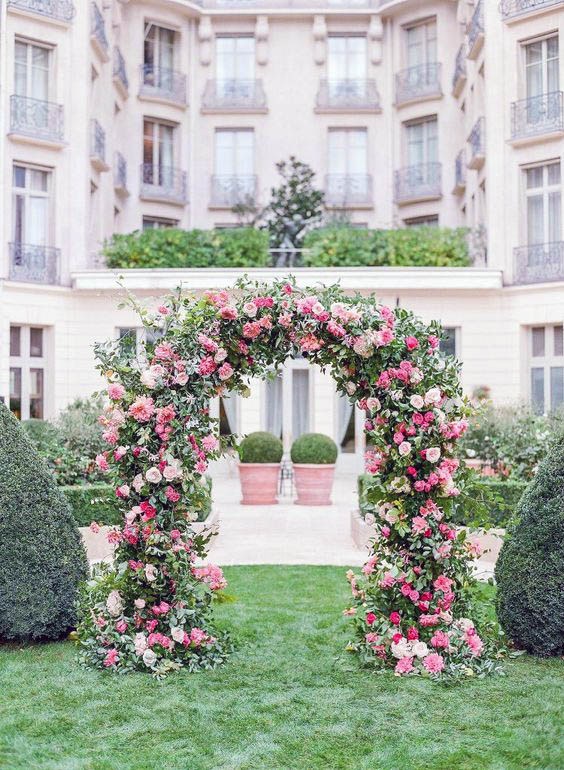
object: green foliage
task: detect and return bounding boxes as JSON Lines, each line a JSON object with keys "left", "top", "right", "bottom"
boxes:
{"left": 302, "top": 226, "right": 471, "bottom": 268}
{"left": 291, "top": 433, "right": 338, "bottom": 465}
{"left": 103, "top": 227, "right": 269, "bottom": 270}
{"left": 238, "top": 432, "right": 283, "bottom": 464}
{"left": 61, "top": 484, "right": 121, "bottom": 527}
{"left": 460, "top": 402, "right": 564, "bottom": 480}
{"left": 0, "top": 402, "right": 88, "bottom": 641}
{"left": 495, "top": 434, "right": 564, "bottom": 657}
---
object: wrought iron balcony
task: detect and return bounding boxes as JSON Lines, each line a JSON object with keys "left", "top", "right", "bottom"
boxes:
{"left": 324, "top": 174, "right": 372, "bottom": 207}
{"left": 139, "top": 65, "right": 187, "bottom": 105}
{"left": 7, "top": 0, "right": 75, "bottom": 22}
{"left": 514, "top": 241, "right": 564, "bottom": 284}
{"left": 452, "top": 45, "right": 467, "bottom": 96}
{"left": 90, "top": 2, "right": 108, "bottom": 58}
{"left": 114, "top": 152, "right": 128, "bottom": 194}
{"left": 202, "top": 79, "right": 267, "bottom": 111}
{"left": 500, "top": 0, "right": 564, "bottom": 20}
{"left": 467, "top": 117, "right": 486, "bottom": 169}
{"left": 511, "top": 92, "right": 564, "bottom": 141}
{"left": 113, "top": 48, "right": 128, "bottom": 96}
{"left": 210, "top": 175, "right": 257, "bottom": 207}
{"left": 316, "top": 79, "right": 380, "bottom": 111}
{"left": 394, "top": 163, "right": 442, "bottom": 204}
{"left": 454, "top": 150, "right": 466, "bottom": 193}
{"left": 467, "top": 0, "right": 484, "bottom": 60}
{"left": 9, "top": 242, "right": 60, "bottom": 284}
{"left": 10, "top": 95, "right": 64, "bottom": 143}
{"left": 90, "top": 119, "right": 107, "bottom": 170}
{"left": 140, "top": 164, "right": 188, "bottom": 204}
{"left": 395, "top": 63, "right": 442, "bottom": 105}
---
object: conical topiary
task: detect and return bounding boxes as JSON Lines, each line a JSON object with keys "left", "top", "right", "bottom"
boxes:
{"left": 495, "top": 433, "right": 564, "bottom": 656}
{"left": 0, "top": 402, "right": 89, "bottom": 641}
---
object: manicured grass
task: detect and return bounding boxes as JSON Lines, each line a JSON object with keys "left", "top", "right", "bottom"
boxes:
{"left": 0, "top": 566, "right": 562, "bottom": 770}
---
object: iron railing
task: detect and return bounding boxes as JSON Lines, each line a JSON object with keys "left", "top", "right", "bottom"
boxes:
{"left": 455, "top": 150, "right": 466, "bottom": 190}
{"left": 514, "top": 241, "right": 564, "bottom": 284}
{"left": 139, "top": 65, "right": 186, "bottom": 104}
{"left": 210, "top": 175, "right": 257, "bottom": 207}
{"left": 90, "top": 119, "right": 106, "bottom": 163}
{"left": 10, "top": 95, "right": 64, "bottom": 142}
{"left": 114, "top": 152, "right": 127, "bottom": 191}
{"left": 511, "top": 91, "right": 564, "bottom": 139}
{"left": 140, "top": 164, "right": 187, "bottom": 203}
{"left": 468, "top": 117, "right": 486, "bottom": 164}
{"left": 324, "top": 174, "right": 372, "bottom": 206}
{"left": 394, "top": 162, "right": 442, "bottom": 203}
{"left": 113, "top": 47, "right": 128, "bottom": 93}
{"left": 202, "top": 79, "right": 266, "bottom": 110}
{"left": 316, "top": 79, "right": 380, "bottom": 110}
{"left": 452, "top": 45, "right": 466, "bottom": 93}
{"left": 499, "top": 0, "right": 563, "bottom": 19}
{"left": 395, "top": 63, "right": 441, "bottom": 104}
{"left": 9, "top": 242, "right": 60, "bottom": 284}
{"left": 467, "top": 0, "right": 484, "bottom": 56}
{"left": 90, "top": 2, "right": 108, "bottom": 54}
{"left": 7, "top": 0, "right": 75, "bottom": 22}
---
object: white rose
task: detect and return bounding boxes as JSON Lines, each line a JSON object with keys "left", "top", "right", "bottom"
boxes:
{"left": 411, "top": 370, "right": 424, "bottom": 384}
{"left": 312, "top": 302, "right": 325, "bottom": 316}
{"left": 163, "top": 463, "right": 182, "bottom": 481}
{"left": 145, "top": 564, "right": 157, "bottom": 582}
{"left": 426, "top": 447, "right": 441, "bottom": 463}
{"left": 366, "top": 397, "right": 381, "bottom": 413}
{"left": 243, "top": 301, "right": 257, "bottom": 317}
{"left": 106, "top": 590, "right": 123, "bottom": 617}
{"left": 425, "top": 387, "right": 442, "bottom": 405}
{"left": 214, "top": 348, "right": 227, "bottom": 363}
{"left": 143, "top": 648, "right": 157, "bottom": 667}
{"left": 391, "top": 639, "right": 412, "bottom": 659}
{"left": 412, "top": 641, "right": 429, "bottom": 659}
{"left": 174, "top": 372, "right": 189, "bottom": 386}
{"left": 145, "top": 466, "right": 162, "bottom": 484}
{"left": 364, "top": 513, "right": 375, "bottom": 526}
{"left": 134, "top": 598, "right": 146, "bottom": 609}
{"left": 398, "top": 441, "right": 412, "bottom": 457}
{"left": 140, "top": 370, "right": 157, "bottom": 389}
{"left": 410, "top": 395, "right": 425, "bottom": 410}
{"left": 132, "top": 473, "right": 145, "bottom": 493}
{"left": 134, "top": 633, "right": 148, "bottom": 655}
{"left": 171, "top": 626, "right": 185, "bottom": 643}
{"left": 345, "top": 382, "right": 357, "bottom": 395}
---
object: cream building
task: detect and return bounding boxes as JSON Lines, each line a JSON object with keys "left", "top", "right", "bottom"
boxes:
{"left": 0, "top": 0, "right": 563, "bottom": 469}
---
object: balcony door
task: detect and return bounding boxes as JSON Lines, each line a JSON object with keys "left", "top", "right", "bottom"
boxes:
{"left": 13, "top": 165, "right": 50, "bottom": 249}
{"left": 216, "top": 36, "right": 255, "bottom": 100}
{"left": 214, "top": 129, "right": 254, "bottom": 202}
{"left": 327, "top": 128, "right": 368, "bottom": 201}
{"left": 406, "top": 117, "right": 437, "bottom": 167}
{"left": 14, "top": 40, "right": 50, "bottom": 101}
{"left": 143, "top": 119, "right": 174, "bottom": 187}
{"left": 405, "top": 19, "right": 437, "bottom": 68}
{"left": 525, "top": 162, "right": 561, "bottom": 247}
{"left": 143, "top": 23, "right": 175, "bottom": 86}
{"left": 525, "top": 36, "right": 559, "bottom": 98}
{"left": 327, "top": 36, "right": 366, "bottom": 100}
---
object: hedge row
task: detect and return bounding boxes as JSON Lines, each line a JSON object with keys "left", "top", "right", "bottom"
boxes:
{"left": 61, "top": 480, "right": 213, "bottom": 527}
{"left": 357, "top": 474, "right": 527, "bottom": 529}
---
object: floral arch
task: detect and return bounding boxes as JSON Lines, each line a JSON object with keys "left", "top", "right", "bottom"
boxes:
{"left": 77, "top": 278, "right": 494, "bottom": 680}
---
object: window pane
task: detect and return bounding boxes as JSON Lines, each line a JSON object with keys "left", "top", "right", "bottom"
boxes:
{"left": 547, "top": 162, "right": 561, "bottom": 185}
{"left": 29, "top": 368, "right": 44, "bottom": 419}
{"left": 30, "top": 328, "right": 43, "bottom": 357}
{"left": 526, "top": 166, "right": 543, "bottom": 189}
{"left": 531, "top": 367, "right": 545, "bottom": 414}
{"left": 550, "top": 367, "right": 564, "bottom": 412}
{"left": 554, "top": 325, "right": 563, "bottom": 356}
{"left": 10, "top": 326, "right": 21, "bottom": 357}
{"left": 13, "top": 165, "right": 26, "bottom": 188}
{"left": 532, "top": 327, "right": 545, "bottom": 357}
{"left": 440, "top": 328, "right": 457, "bottom": 357}
{"left": 9, "top": 367, "right": 22, "bottom": 419}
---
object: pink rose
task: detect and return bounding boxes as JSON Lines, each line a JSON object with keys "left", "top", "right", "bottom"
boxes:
{"left": 398, "top": 441, "right": 412, "bottom": 457}
{"left": 395, "top": 657, "right": 414, "bottom": 675}
{"left": 389, "top": 612, "right": 401, "bottom": 625}
{"left": 95, "top": 453, "right": 109, "bottom": 471}
{"left": 107, "top": 383, "right": 125, "bottom": 400}
{"left": 218, "top": 363, "right": 234, "bottom": 381}
{"left": 423, "top": 652, "right": 445, "bottom": 674}
{"left": 128, "top": 395, "right": 155, "bottom": 422}
{"left": 405, "top": 336, "right": 419, "bottom": 351}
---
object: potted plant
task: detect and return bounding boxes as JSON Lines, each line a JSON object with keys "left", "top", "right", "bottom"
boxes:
{"left": 291, "top": 433, "right": 338, "bottom": 506}
{"left": 238, "top": 431, "right": 284, "bottom": 505}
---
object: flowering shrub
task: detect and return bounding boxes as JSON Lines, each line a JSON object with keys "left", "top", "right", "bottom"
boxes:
{"left": 77, "top": 277, "right": 500, "bottom": 680}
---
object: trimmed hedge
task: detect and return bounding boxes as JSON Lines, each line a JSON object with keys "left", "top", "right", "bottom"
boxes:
{"left": 495, "top": 435, "right": 564, "bottom": 656}
{"left": 357, "top": 474, "right": 526, "bottom": 529}
{"left": 0, "top": 403, "right": 88, "bottom": 641}
{"left": 239, "top": 432, "right": 283, "bottom": 464}
{"left": 291, "top": 433, "right": 338, "bottom": 465}
{"left": 103, "top": 227, "right": 269, "bottom": 269}
{"left": 302, "top": 226, "right": 470, "bottom": 268}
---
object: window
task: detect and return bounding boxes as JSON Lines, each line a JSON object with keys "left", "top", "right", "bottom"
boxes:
{"left": 327, "top": 36, "right": 367, "bottom": 99}
{"left": 264, "top": 373, "right": 283, "bottom": 439}
{"left": 524, "top": 161, "right": 561, "bottom": 245}
{"left": 529, "top": 324, "right": 564, "bottom": 414}
{"left": 12, "top": 164, "right": 51, "bottom": 248}
{"left": 217, "top": 36, "right": 254, "bottom": 81}
{"left": 440, "top": 327, "right": 458, "bottom": 358}
{"left": 524, "top": 35, "right": 559, "bottom": 99}
{"left": 328, "top": 129, "right": 367, "bottom": 177}
{"left": 406, "top": 116, "right": 438, "bottom": 166}
{"left": 144, "top": 23, "right": 175, "bottom": 74}
{"left": 14, "top": 40, "right": 51, "bottom": 101}
{"left": 142, "top": 216, "right": 178, "bottom": 230}
{"left": 219, "top": 393, "right": 239, "bottom": 435}
{"left": 9, "top": 325, "right": 47, "bottom": 420}
{"left": 117, "top": 327, "right": 163, "bottom": 357}
{"left": 143, "top": 118, "right": 175, "bottom": 183}
{"left": 405, "top": 19, "right": 437, "bottom": 67}
{"left": 404, "top": 215, "right": 439, "bottom": 227}
{"left": 215, "top": 129, "right": 254, "bottom": 177}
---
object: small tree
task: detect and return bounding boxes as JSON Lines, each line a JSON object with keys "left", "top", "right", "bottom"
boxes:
{"left": 0, "top": 402, "right": 88, "bottom": 641}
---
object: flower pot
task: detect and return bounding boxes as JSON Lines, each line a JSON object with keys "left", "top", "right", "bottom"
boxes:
{"left": 293, "top": 464, "right": 335, "bottom": 506}
{"left": 238, "top": 463, "right": 280, "bottom": 505}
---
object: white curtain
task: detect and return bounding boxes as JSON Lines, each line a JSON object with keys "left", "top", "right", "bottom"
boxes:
{"left": 292, "top": 369, "right": 309, "bottom": 440}
{"left": 221, "top": 392, "right": 238, "bottom": 434}
{"left": 338, "top": 393, "right": 354, "bottom": 446}
{"left": 265, "top": 374, "right": 283, "bottom": 438}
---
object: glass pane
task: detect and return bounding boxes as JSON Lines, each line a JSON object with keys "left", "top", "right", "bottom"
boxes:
{"left": 13, "top": 165, "right": 26, "bottom": 188}
{"left": 118, "top": 327, "right": 137, "bottom": 356}
{"left": 440, "top": 328, "right": 457, "bottom": 357}
{"left": 554, "top": 325, "right": 563, "bottom": 357}
{"left": 547, "top": 162, "right": 561, "bottom": 185}
{"left": 526, "top": 166, "right": 543, "bottom": 189}
{"left": 550, "top": 367, "right": 564, "bottom": 412}
{"left": 532, "top": 327, "right": 545, "bottom": 357}
{"left": 549, "top": 192, "right": 561, "bottom": 242}
{"left": 527, "top": 195, "right": 544, "bottom": 244}
{"left": 10, "top": 326, "right": 21, "bottom": 357}
{"left": 29, "top": 368, "right": 44, "bottom": 419}
{"left": 9, "top": 367, "right": 22, "bottom": 419}
{"left": 531, "top": 367, "right": 545, "bottom": 414}
{"left": 30, "top": 327, "right": 43, "bottom": 357}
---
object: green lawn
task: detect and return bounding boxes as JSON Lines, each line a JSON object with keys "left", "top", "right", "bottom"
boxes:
{"left": 0, "top": 566, "right": 562, "bottom": 770}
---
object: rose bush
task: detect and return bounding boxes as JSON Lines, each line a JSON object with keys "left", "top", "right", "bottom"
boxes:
{"left": 77, "top": 277, "right": 501, "bottom": 680}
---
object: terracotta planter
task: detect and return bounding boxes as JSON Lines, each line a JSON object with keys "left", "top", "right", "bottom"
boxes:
{"left": 293, "top": 463, "right": 335, "bottom": 506}
{"left": 238, "top": 463, "right": 280, "bottom": 505}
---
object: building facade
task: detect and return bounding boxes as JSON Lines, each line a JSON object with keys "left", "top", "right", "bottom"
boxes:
{"left": 1, "top": 0, "right": 563, "bottom": 468}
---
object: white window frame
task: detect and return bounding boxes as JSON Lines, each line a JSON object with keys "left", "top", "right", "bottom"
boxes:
{"left": 404, "top": 17, "right": 437, "bottom": 68}
{"left": 522, "top": 160, "right": 562, "bottom": 246}
{"left": 405, "top": 116, "right": 438, "bottom": 167}
{"left": 12, "top": 163, "right": 53, "bottom": 248}
{"left": 522, "top": 33, "right": 559, "bottom": 99}
{"left": 142, "top": 216, "right": 178, "bottom": 229}
{"left": 143, "top": 22, "right": 176, "bottom": 71}
{"left": 14, "top": 38, "right": 53, "bottom": 101}
{"left": 528, "top": 324, "right": 564, "bottom": 414}
{"left": 216, "top": 35, "right": 255, "bottom": 81}
{"left": 9, "top": 325, "right": 48, "bottom": 421}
